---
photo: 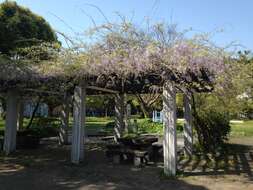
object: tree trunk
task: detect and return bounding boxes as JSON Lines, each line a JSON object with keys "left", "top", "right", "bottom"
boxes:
{"left": 135, "top": 95, "right": 150, "bottom": 118}
{"left": 26, "top": 98, "right": 41, "bottom": 129}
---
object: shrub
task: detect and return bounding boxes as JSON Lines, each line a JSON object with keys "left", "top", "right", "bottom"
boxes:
{"left": 193, "top": 110, "right": 231, "bottom": 154}
{"left": 23, "top": 117, "right": 60, "bottom": 138}
{"left": 137, "top": 119, "right": 163, "bottom": 134}
{"left": 136, "top": 119, "right": 184, "bottom": 134}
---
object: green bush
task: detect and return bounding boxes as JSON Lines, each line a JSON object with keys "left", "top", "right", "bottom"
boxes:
{"left": 30, "top": 117, "right": 60, "bottom": 138}
{"left": 137, "top": 119, "right": 163, "bottom": 134}
{"left": 193, "top": 110, "right": 231, "bottom": 154}
{"left": 136, "top": 119, "right": 184, "bottom": 134}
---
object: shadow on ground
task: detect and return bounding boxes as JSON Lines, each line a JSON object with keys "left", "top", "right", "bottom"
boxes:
{"left": 178, "top": 143, "right": 253, "bottom": 182}
{"left": 0, "top": 139, "right": 253, "bottom": 190}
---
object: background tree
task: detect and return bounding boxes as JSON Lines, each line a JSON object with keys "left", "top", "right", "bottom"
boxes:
{"left": 193, "top": 51, "right": 253, "bottom": 119}
{"left": 134, "top": 93, "right": 161, "bottom": 118}
{"left": 0, "top": 1, "right": 59, "bottom": 126}
{"left": 86, "top": 96, "right": 115, "bottom": 117}
{"left": 191, "top": 50, "right": 253, "bottom": 154}
{"left": 0, "top": 1, "right": 58, "bottom": 56}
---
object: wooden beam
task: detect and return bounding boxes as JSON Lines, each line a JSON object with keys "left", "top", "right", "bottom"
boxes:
{"left": 163, "top": 81, "right": 177, "bottom": 176}
{"left": 183, "top": 93, "right": 193, "bottom": 156}
{"left": 24, "top": 89, "right": 62, "bottom": 95}
{"left": 87, "top": 86, "right": 118, "bottom": 94}
{"left": 71, "top": 84, "right": 86, "bottom": 164}
{"left": 4, "top": 89, "right": 19, "bottom": 155}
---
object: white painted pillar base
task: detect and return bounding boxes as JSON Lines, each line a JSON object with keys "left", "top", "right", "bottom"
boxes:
{"left": 59, "top": 93, "right": 70, "bottom": 145}
{"left": 183, "top": 93, "right": 193, "bottom": 156}
{"left": 163, "top": 82, "right": 177, "bottom": 176}
{"left": 114, "top": 93, "right": 125, "bottom": 139}
{"left": 71, "top": 84, "right": 86, "bottom": 164}
{"left": 4, "top": 89, "right": 19, "bottom": 155}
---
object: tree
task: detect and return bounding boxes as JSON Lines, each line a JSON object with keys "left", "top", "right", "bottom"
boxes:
{"left": 134, "top": 94, "right": 161, "bottom": 118}
{"left": 0, "top": 1, "right": 59, "bottom": 126}
{"left": 0, "top": 1, "right": 58, "bottom": 56}
{"left": 86, "top": 95, "right": 115, "bottom": 117}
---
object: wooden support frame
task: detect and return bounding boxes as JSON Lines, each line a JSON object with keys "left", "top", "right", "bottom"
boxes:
{"left": 4, "top": 89, "right": 19, "bottom": 155}
{"left": 114, "top": 93, "right": 125, "bottom": 139}
{"left": 59, "top": 92, "right": 71, "bottom": 145}
{"left": 24, "top": 88, "right": 63, "bottom": 95}
{"left": 87, "top": 86, "right": 118, "bottom": 94}
{"left": 71, "top": 83, "right": 86, "bottom": 164}
{"left": 183, "top": 93, "right": 193, "bottom": 156}
{"left": 163, "top": 82, "right": 177, "bottom": 176}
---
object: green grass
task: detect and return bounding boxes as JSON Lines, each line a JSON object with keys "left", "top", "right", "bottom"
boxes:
{"left": 70, "top": 117, "right": 114, "bottom": 134}
{"left": 0, "top": 118, "right": 44, "bottom": 130}
{"left": 0, "top": 116, "right": 113, "bottom": 129}
{"left": 1, "top": 116, "right": 253, "bottom": 137}
{"left": 230, "top": 120, "right": 253, "bottom": 137}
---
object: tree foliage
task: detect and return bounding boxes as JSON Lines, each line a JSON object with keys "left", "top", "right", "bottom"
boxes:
{"left": 0, "top": 1, "right": 58, "bottom": 56}
{"left": 192, "top": 51, "right": 253, "bottom": 154}
{"left": 193, "top": 106, "right": 231, "bottom": 155}
{"left": 0, "top": 12, "right": 228, "bottom": 94}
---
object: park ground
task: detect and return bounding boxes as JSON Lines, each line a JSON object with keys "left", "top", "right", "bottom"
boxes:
{"left": 0, "top": 118, "right": 253, "bottom": 190}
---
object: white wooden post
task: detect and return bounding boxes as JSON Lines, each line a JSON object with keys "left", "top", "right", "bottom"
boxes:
{"left": 163, "top": 82, "right": 177, "bottom": 176}
{"left": 183, "top": 93, "right": 193, "bottom": 156}
{"left": 71, "top": 84, "right": 86, "bottom": 164}
{"left": 114, "top": 93, "right": 125, "bottom": 139}
{"left": 4, "top": 89, "right": 19, "bottom": 155}
{"left": 60, "top": 92, "right": 70, "bottom": 145}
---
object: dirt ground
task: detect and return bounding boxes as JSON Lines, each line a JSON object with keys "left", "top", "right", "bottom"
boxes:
{"left": 0, "top": 137, "right": 252, "bottom": 190}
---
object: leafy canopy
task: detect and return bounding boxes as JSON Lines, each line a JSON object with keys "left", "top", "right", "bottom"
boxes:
{"left": 0, "top": 1, "right": 58, "bottom": 55}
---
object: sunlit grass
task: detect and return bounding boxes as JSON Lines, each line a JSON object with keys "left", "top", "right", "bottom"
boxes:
{"left": 1, "top": 117, "right": 253, "bottom": 137}
{"left": 230, "top": 120, "right": 253, "bottom": 137}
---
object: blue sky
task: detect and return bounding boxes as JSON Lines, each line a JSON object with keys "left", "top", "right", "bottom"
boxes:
{"left": 1, "top": 0, "right": 252, "bottom": 51}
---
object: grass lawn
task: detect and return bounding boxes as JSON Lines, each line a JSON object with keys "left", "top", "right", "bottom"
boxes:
{"left": 230, "top": 120, "right": 253, "bottom": 137}
{"left": 0, "top": 117, "right": 112, "bottom": 129}
{"left": 84, "top": 118, "right": 253, "bottom": 137}
{"left": 1, "top": 116, "right": 253, "bottom": 137}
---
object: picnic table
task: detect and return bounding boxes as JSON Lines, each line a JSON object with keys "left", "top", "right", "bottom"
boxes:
{"left": 106, "top": 135, "right": 159, "bottom": 166}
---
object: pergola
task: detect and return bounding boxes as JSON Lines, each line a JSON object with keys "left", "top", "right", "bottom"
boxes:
{"left": 0, "top": 67, "right": 214, "bottom": 177}
{"left": 0, "top": 22, "right": 226, "bottom": 176}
